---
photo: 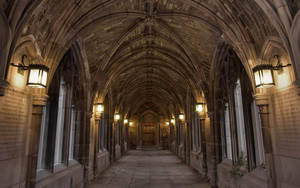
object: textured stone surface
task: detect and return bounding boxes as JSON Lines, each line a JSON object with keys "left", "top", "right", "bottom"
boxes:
{"left": 87, "top": 150, "right": 210, "bottom": 188}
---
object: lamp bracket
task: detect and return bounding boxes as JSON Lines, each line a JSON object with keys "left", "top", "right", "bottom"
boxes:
{"left": 273, "top": 55, "right": 291, "bottom": 70}
{"left": 10, "top": 55, "right": 29, "bottom": 70}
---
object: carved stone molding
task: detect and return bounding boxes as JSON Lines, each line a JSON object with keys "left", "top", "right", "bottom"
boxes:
{"left": 254, "top": 93, "right": 269, "bottom": 106}
{"left": 30, "top": 87, "right": 48, "bottom": 106}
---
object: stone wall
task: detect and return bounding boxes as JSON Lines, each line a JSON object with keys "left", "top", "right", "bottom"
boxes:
{"left": 0, "top": 86, "right": 31, "bottom": 188}
{"left": 35, "top": 162, "right": 84, "bottom": 188}
{"left": 190, "top": 151, "right": 206, "bottom": 175}
{"left": 271, "top": 85, "right": 300, "bottom": 188}
{"left": 217, "top": 160, "right": 267, "bottom": 188}
{"left": 95, "top": 151, "right": 110, "bottom": 177}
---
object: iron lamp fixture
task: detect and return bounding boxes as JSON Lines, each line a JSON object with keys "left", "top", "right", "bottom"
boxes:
{"left": 124, "top": 119, "right": 128, "bottom": 124}
{"left": 11, "top": 55, "right": 49, "bottom": 88}
{"left": 166, "top": 122, "right": 170, "bottom": 125}
{"left": 253, "top": 64, "right": 275, "bottom": 88}
{"left": 95, "top": 103, "right": 104, "bottom": 113}
{"left": 129, "top": 122, "right": 133, "bottom": 126}
{"left": 27, "top": 64, "right": 49, "bottom": 88}
{"left": 179, "top": 114, "right": 184, "bottom": 120}
{"left": 196, "top": 103, "right": 205, "bottom": 112}
{"left": 115, "top": 114, "right": 120, "bottom": 120}
{"left": 253, "top": 55, "right": 291, "bottom": 88}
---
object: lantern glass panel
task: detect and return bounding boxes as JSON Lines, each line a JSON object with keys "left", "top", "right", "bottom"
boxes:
{"left": 96, "top": 104, "right": 104, "bottom": 113}
{"left": 254, "top": 71, "right": 261, "bottom": 86}
{"left": 27, "top": 65, "right": 49, "bottom": 88}
{"left": 253, "top": 65, "right": 274, "bottom": 88}
{"left": 42, "top": 70, "right": 47, "bottom": 86}
{"left": 262, "top": 69, "right": 273, "bottom": 84}
{"left": 196, "top": 104, "right": 204, "bottom": 112}
{"left": 28, "top": 68, "right": 40, "bottom": 84}
{"left": 115, "top": 114, "right": 120, "bottom": 120}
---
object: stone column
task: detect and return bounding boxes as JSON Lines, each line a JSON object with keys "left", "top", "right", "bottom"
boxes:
{"left": 0, "top": 79, "right": 8, "bottom": 96}
{"left": 255, "top": 94, "right": 277, "bottom": 188}
{"left": 0, "top": 10, "right": 11, "bottom": 84}
{"left": 26, "top": 89, "right": 48, "bottom": 188}
{"left": 207, "top": 111, "right": 218, "bottom": 188}
{"left": 137, "top": 123, "right": 143, "bottom": 149}
{"left": 87, "top": 112, "right": 95, "bottom": 182}
{"left": 94, "top": 112, "right": 101, "bottom": 177}
{"left": 115, "top": 121, "right": 121, "bottom": 160}
{"left": 156, "top": 123, "right": 160, "bottom": 148}
{"left": 186, "top": 121, "right": 191, "bottom": 165}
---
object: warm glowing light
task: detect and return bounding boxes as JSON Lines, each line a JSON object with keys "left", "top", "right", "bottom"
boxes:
{"left": 196, "top": 103, "right": 204, "bottom": 112}
{"left": 124, "top": 119, "right": 128, "bottom": 124}
{"left": 171, "top": 119, "right": 175, "bottom": 124}
{"left": 96, "top": 103, "right": 104, "bottom": 113}
{"left": 27, "top": 64, "right": 49, "bottom": 88}
{"left": 115, "top": 114, "right": 120, "bottom": 120}
{"left": 277, "top": 69, "right": 291, "bottom": 89}
{"left": 179, "top": 114, "right": 184, "bottom": 120}
{"left": 166, "top": 122, "right": 170, "bottom": 125}
{"left": 253, "top": 65, "right": 274, "bottom": 88}
{"left": 129, "top": 122, "right": 133, "bottom": 126}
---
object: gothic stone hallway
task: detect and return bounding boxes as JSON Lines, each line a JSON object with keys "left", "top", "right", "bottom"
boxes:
{"left": 1, "top": 1, "right": 300, "bottom": 188}
{"left": 87, "top": 150, "right": 210, "bottom": 188}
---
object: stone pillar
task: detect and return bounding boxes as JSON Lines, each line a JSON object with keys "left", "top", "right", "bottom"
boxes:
{"left": 94, "top": 112, "right": 101, "bottom": 177}
{"left": 207, "top": 112, "right": 218, "bottom": 188}
{"left": 0, "top": 10, "right": 11, "bottom": 83}
{"left": 87, "top": 112, "right": 95, "bottom": 182}
{"left": 0, "top": 79, "right": 8, "bottom": 96}
{"left": 186, "top": 121, "right": 191, "bottom": 165}
{"left": 200, "top": 117, "right": 208, "bottom": 175}
{"left": 255, "top": 94, "right": 277, "bottom": 188}
{"left": 156, "top": 123, "right": 160, "bottom": 148}
{"left": 137, "top": 123, "right": 143, "bottom": 149}
{"left": 26, "top": 89, "right": 48, "bottom": 188}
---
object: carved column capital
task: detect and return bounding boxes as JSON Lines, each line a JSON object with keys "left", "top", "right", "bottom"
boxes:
{"left": 254, "top": 93, "right": 269, "bottom": 106}
{"left": 0, "top": 79, "right": 8, "bottom": 96}
{"left": 30, "top": 88, "right": 48, "bottom": 107}
{"left": 94, "top": 112, "right": 103, "bottom": 121}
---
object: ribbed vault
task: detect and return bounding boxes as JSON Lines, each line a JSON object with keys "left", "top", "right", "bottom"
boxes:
{"left": 20, "top": 0, "right": 281, "bottom": 119}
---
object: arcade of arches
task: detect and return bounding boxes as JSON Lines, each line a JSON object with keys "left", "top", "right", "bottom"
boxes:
{"left": 1, "top": 0, "right": 300, "bottom": 188}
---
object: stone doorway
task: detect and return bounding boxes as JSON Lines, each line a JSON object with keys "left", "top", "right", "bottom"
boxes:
{"left": 142, "top": 124, "right": 155, "bottom": 146}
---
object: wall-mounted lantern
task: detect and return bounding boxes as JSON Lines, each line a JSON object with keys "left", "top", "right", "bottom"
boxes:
{"left": 253, "top": 55, "right": 291, "bottom": 88}
{"left": 196, "top": 103, "right": 205, "bottom": 113}
{"left": 166, "top": 122, "right": 170, "bottom": 126}
{"left": 179, "top": 114, "right": 184, "bottom": 120}
{"left": 95, "top": 103, "right": 104, "bottom": 113}
{"left": 114, "top": 114, "right": 120, "bottom": 121}
{"left": 253, "top": 64, "right": 274, "bottom": 88}
{"left": 11, "top": 55, "right": 49, "bottom": 88}
{"left": 124, "top": 119, "right": 128, "bottom": 124}
{"left": 129, "top": 122, "right": 133, "bottom": 127}
{"left": 27, "top": 64, "right": 49, "bottom": 88}
{"left": 171, "top": 119, "right": 175, "bottom": 124}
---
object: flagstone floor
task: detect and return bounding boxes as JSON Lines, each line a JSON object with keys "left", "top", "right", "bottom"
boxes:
{"left": 87, "top": 149, "right": 210, "bottom": 188}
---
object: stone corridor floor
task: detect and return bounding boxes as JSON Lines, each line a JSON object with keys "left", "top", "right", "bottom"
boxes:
{"left": 87, "top": 150, "right": 210, "bottom": 188}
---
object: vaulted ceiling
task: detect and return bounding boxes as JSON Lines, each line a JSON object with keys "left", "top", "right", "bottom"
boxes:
{"left": 21, "top": 0, "right": 283, "bottom": 117}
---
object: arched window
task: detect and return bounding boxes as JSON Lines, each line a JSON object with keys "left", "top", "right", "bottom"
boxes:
{"left": 218, "top": 49, "right": 264, "bottom": 171}
{"left": 37, "top": 51, "right": 82, "bottom": 172}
